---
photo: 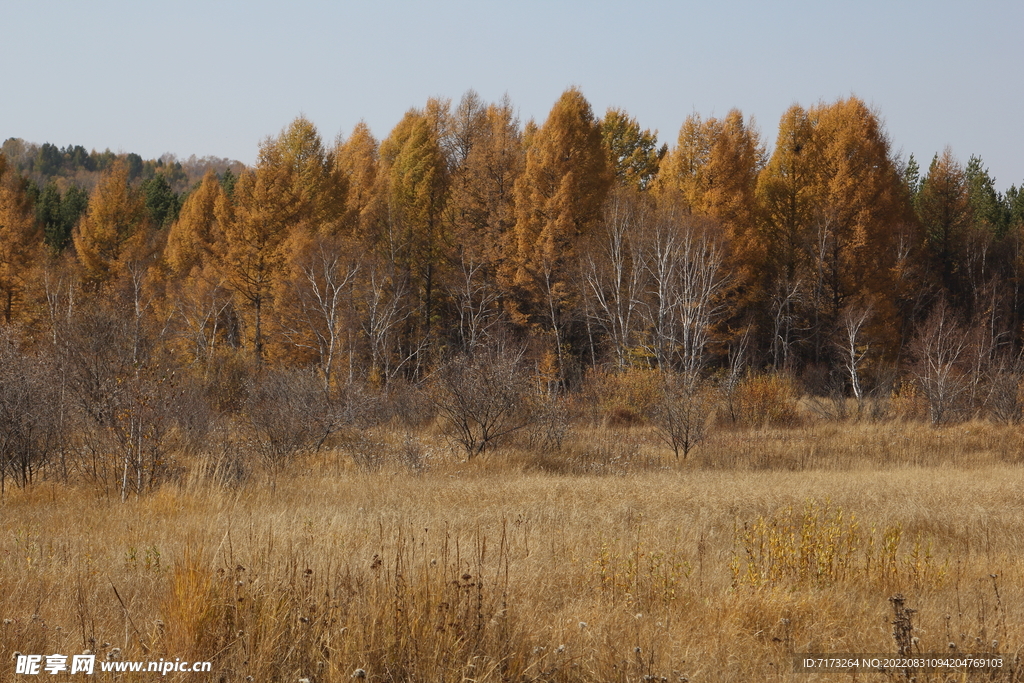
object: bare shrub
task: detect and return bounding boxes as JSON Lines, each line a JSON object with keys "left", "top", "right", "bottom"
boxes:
{"left": 0, "top": 338, "right": 62, "bottom": 492}
{"left": 984, "top": 353, "right": 1024, "bottom": 423}
{"left": 59, "top": 304, "right": 179, "bottom": 499}
{"left": 241, "top": 368, "right": 337, "bottom": 471}
{"left": 649, "top": 372, "right": 716, "bottom": 459}
{"left": 431, "top": 345, "right": 535, "bottom": 458}
{"left": 380, "top": 378, "right": 434, "bottom": 430}
{"left": 519, "top": 394, "right": 572, "bottom": 451}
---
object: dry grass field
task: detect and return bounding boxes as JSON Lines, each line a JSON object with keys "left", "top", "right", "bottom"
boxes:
{"left": 2, "top": 419, "right": 1023, "bottom": 682}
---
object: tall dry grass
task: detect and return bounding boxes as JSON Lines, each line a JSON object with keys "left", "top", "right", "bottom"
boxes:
{"left": 1, "top": 420, "right": 1023, "bottom": 681}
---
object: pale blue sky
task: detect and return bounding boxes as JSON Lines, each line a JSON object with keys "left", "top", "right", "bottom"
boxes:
{"left": 3, "top": 0, "right": 1022, "bottom": 188}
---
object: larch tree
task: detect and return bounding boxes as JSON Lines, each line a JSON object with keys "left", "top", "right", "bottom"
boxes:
{"left": 335, "top": 122, "right": 379, "bottom": 238}
{"left": 0, "top": 154, "right": 42, "bottom": 323}
{"left": 165, "top": 170, "right": 226, "bottom": 277}
{"left": 657, "top": 110, "right": 763, "bottom": 360}
{"left": 274, "top": 115, "right": 347, "bottom": 234}
{"left": 213, "top": 145, "right": 299, "bottom": 364}
{"left": 73, "top": 160, "right": 149, "bottom": 289}
{"left": 757, "top": 105, "right": 817, "bottom": 291}
{"left": 754, "top": 105, "right": 818, "bottom": 367}
{"left": 803, "top": 96, "right": 909, "bottom": 367}
{"left": 657, "top": 111, "right": 764, "bottom": 218}
{"left": 377, "top": 105, "right": 450, "bottom": 346}
{"left": 164, "top": 170, "right": 236, "bottom": 367}
{"left": 446, "top": 95, "right": 524, "bottom": 350}
{"left": 355, "top": 102, "right": 451, "bottom": 379}
{"left": 506, "top": 87, "right": 613, "bottom": 383}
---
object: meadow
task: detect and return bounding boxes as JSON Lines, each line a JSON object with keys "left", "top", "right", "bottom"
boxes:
{"left": 2, "top": 417, "right": 1022, "bottom": 682}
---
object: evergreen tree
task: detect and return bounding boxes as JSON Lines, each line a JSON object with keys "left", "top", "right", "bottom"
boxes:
{"left": 142, "top": 173, "right": 179, "bottom": 228}
{"left": 601, "top": 108, "right": 664, "bottom": 190}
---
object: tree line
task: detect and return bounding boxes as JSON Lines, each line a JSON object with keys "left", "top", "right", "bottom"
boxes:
{"left": 1, "top": 89, "right": 1024, "bottom": 487}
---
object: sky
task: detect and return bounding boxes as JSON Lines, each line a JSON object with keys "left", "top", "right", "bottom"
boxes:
{"left": 3, "top": 0, "right": 1022, "bottom": 189}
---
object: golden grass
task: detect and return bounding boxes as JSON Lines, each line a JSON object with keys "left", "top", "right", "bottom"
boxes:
{"left": 2, "top": 421, "right": 1023, "bottom": 681}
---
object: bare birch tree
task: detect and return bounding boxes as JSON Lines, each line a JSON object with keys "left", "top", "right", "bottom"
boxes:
{"left": 583, "top": 190, "right": 648, "bottom": 368}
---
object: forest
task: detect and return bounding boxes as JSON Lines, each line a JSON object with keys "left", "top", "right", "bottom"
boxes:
{"left": 1, "top": 87, "right": 1024, "bottom": 492}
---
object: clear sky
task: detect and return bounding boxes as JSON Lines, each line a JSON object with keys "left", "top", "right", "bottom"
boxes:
{"left": 3, "top": 0, "right": 1022, "bottom": 189}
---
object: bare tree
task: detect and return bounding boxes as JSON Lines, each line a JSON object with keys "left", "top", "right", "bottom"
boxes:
{"left": 359, "top": 262, "right": 424, "bottom": 385}
{"left": 769, "top": 279, "right": 803, "bottom": 372}
{"left": 836, "top": 302, "right": 872, "bottom": 403}
{"left": 721, "top": 325, "right": 750, "bottom": 424}
{"left": 447, "top": 258, "right": 502, "bottom": 353}
{"left": 643, "top": 204, "right": 728, "bottom": 376}
{"left": 168, "top": 273, "right": 236, "bottom": 375}
{"left": 911, "top": 302, "right": 972, "bottom": 424}
{"left": 986, "top": 351, "right": 1024, "bottom": 423}
{"left": 583, "top": 190, "right": 648, "bottom": 368}
{"left": 60, "top": 304, "right": 177, "bottom": 500}
{"left": 431, "top": 344, "right": 534, "bottom": 458}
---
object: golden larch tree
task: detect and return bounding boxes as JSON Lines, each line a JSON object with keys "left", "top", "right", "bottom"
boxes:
{"left": 506, "top": 87, "right": 613, "bottom": 382}
{"left": 73, "top": 160, "right": 149, "bottom": 288}
{"left": 0, "top": 153, "right": 42, "bottom": 323}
